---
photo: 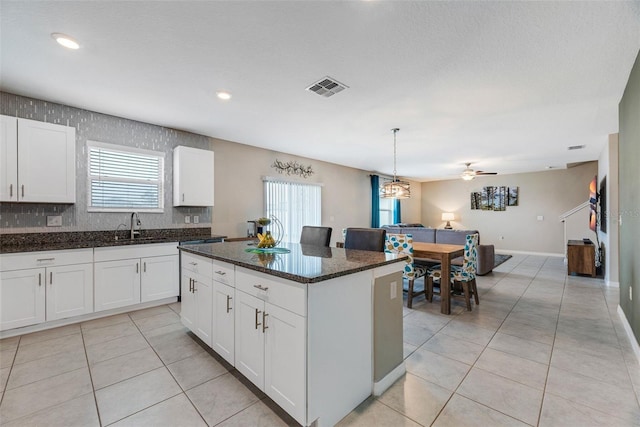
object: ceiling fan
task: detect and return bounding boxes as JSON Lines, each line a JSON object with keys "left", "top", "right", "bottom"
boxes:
{"left": 461, "top": 163, "right": 497, "bottom": 180}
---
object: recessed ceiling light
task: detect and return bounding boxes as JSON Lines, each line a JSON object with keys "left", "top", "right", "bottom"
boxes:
{"left": 51, "top": 33, "right": 80, "bottom": 50}
{"left": 216, "top": 91, "right": 232, "bottom": 100}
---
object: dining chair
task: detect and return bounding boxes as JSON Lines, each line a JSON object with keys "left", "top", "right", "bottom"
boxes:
{"left": 344, "top": 228, "right": 386, "bottom": 252}
{"left": 426, "top": 233, "right": 479, "bottom": 311}
{"left": 299, "top": 226, "right": 332, "bottom": 247}
{"left": 384, "top": 233, "right": 428, "bottom": 309}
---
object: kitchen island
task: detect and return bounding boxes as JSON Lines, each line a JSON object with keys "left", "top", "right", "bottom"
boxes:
{"left": 178, "top": 241, "right": 407, "bottom": 427}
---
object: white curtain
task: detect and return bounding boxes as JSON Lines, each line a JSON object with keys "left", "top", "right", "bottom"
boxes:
{"left": 263, "top": 177, "right": 322, "bottom": 243}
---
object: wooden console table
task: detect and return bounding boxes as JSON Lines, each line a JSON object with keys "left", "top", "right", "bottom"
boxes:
{"left": 567, "top": 240, "right": 596, "bottom": 277}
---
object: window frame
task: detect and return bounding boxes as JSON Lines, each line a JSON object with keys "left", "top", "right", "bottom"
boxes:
{"left": 86, "top": 140, "right": 165, "bottom": 213}
{"left": 263, "top": 176, "right": 323, "bottom": 244}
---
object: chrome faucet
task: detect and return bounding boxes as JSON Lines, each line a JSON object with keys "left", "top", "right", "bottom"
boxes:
{"left": 130, "top": 212, "right": 141, "bottom": 240}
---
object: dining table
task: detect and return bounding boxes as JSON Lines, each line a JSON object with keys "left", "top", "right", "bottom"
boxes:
{"left": 412, "top": 242, "right": 465, "bottom": 315}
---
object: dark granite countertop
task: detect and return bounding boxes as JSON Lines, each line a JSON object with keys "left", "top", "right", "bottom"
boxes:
{"left": 179, "top": 241, "right": 407, "bottom": 284}
{"left": 0, "top": 228, "right": 226, "bottom": 254}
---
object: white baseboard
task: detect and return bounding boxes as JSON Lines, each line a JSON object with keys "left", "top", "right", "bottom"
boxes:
{"left": 496, "top": 249, "right": 564, "bottom": 257}
{"left": 0, "top": 297, "right": 178, "bottom": 339}
{"left": 373, "top": 362, "right": 406, "bottom": 396}
{"left": 606, "top": 280, "right": 620, "bottom": 288}
{"left": 617, "top": 305, "right": 640, "bottom": 365}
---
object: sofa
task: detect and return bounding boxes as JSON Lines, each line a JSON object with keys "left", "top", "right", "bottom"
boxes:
{"left": 381, "top": 225, "right": 496, "bottom": 275}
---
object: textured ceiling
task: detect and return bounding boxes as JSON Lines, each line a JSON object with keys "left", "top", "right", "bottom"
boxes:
{"left": 1, "top": 1, "right": 639, "bottom": 181}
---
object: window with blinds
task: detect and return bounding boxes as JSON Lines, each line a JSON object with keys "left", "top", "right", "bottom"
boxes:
{"left": 87, "top": 141, "right": 164, "bottom": 212}
{"left": 263, "top": 177, "right": 322, "bottom": 243}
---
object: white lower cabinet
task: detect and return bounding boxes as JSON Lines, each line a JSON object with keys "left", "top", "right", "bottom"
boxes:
{"left": 141, "top": 255, "right": 179, "bottom": 302}
{"left": 0, "top": 268, "right": 45, "bottom": 330}
{"left": 94, "top": 259, "right": 141, "bottom": 312}
{"left": 94, "top": 243, "right": 179, "bottom": 312}
{"left": 212, "top": 281, "right": 235, "bottom": 364}
{"left": 180, "top": 252, "right": 213, "bottom": 346}
{"left": 234, "top": 290, "right": 265, "bottom": 385}
{"left": 263, "top": 302, "right": 306, "bottom": 421}
{"left": 46, "top": 263, "right": 93, "bottom": 321}
{"left": 0, "top": 249, "right": 93, "bottom": 331}
{"left": 234, "top": 269, "right": 307, "bottom": 425}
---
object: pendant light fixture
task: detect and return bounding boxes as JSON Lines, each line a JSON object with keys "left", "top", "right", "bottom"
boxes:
{"left": 380, "top": 128, "right": 411, "bottom": 199}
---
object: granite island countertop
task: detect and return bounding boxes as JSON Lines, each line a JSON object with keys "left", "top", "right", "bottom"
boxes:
{"left": 0, "top": 228, "right": 226, "bottom": 254}
{"left": 179, "top": 241, "right": 407, "bottom": 284}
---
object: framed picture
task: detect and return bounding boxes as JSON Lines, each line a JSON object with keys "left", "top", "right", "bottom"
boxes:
{"left": 599, "top": 177, "right": 606, "bottom": 233}
{"left": 508, "top": 187, "right": 519, "bottom": 206}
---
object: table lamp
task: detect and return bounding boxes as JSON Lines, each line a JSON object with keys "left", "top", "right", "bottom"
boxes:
{"left": 442, "top": 212, "right": 454, "bottom": 229}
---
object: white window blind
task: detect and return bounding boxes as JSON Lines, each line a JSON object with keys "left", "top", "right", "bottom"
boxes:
{"left": 263, "top": 177, "right": 322, "bottom": 243}
{"left": 88, "top": 141, "right": 164, "bottom": 212}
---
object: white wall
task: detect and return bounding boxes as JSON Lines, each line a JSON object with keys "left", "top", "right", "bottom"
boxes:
{"left": 420, "top": 162, "right": 598, "bottom": 255}
{"left": 210, "top": 137, "right": 422, "bottom": 246}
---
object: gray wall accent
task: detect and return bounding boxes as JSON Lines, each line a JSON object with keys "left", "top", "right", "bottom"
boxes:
{"left": 0, "top": 92, "right": 212, "bottom": 233}
{"left": 619, "top": 50, "right": 640, "bottom": 342}
{"left": 373, "top": 271, "right": 404, "bottom": 382}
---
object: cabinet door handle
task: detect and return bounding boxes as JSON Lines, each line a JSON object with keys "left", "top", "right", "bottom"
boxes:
{"left": 143, "top": 262, "right": 146, "bottom": 273}
{"left": 226, "top": 295, "right": 232, "bottom": 313}
{"left": 9, "top": 184, "right": 12, "bottom": 197}
{"left": 189, "top": 278, "right": 193, "bottom": 293}
{"left": 136, "top": 262, "right": 139, "bottom": 273}
{"left": 37, "top": 258, "right": 55, "bottom": 262}
{"left": 50, "top": 271, "right": 53, "bottom": 284}
{"left": 253, "top": 284, "right": 269, "bottom": 292}
{"left": 21, "top": 185, "right": 24, "bottom": 197}
{"left": 182, "top": 193, "right": 185, "bottom": 202}
{"left": 255, "top": 308, "right": 262, "bottom": 329}
{"left": 215, "top": 270, "right": 226, "bottom": 276}
{"left": 262, "top": 312, "right": 269, "bottom": 333}
{"left": 39, "top": 273, "right": 42, "bottom": 287}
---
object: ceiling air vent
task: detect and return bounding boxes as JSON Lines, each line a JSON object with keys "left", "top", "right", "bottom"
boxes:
{"left": 306, "top": 76, "right": 348, "bottom": 98}
{"left": 567, "top": 145, "right": 586, "bottom": 150}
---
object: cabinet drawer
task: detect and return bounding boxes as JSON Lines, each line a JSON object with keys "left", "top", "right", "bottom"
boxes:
{"left": 236, "top": 268, "right": 306, "bottom": 316}
{"left": 212, "top": 260, "right": 235, "bottom": 286}
{"left": 181, "top": 252, "right": 213, "bottom": 279}
{"left": 94, "top": 242, "right": 178, "bottom": 262}
{"left": 0, "top": 248, "right": 93, "bottom": 272}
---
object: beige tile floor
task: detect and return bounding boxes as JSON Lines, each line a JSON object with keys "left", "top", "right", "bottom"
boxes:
{"left": 0, "top": 254, "right": 639, "bottom": 426}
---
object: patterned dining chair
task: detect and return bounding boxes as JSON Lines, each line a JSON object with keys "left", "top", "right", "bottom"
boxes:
{"left": 384, "top": 233, "right": 429, "bottom": 309}
{"left": 426, "top": 233, "right": 479, "bottom": 311}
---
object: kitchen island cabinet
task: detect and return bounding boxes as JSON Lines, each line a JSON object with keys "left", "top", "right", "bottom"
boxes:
{"left": 178, "top": 241, "right": 406, "bottom": 427}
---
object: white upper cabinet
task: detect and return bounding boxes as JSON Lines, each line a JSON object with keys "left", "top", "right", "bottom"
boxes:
{"left": 173, "top": 145, "right": 214, "bottom": 207}
{"left": 0, "top": 115, "right": 76, "bottom": 203}
{"left": 0, "top": 115, "right": 18, "bottom": 202}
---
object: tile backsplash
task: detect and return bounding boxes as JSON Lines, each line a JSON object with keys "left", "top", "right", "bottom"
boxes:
{"left": 0, "top": 92, "right": 213, "bottom": 233}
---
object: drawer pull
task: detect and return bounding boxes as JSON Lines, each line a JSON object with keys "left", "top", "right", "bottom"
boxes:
{"left": 214, "top": 270, "right": 226, "bottom": 276}
{"left": 262, "top": 312, "right": 269, "bottom": 333}
{"left": 255, "top": 308, "right": 262, "bottom": 329}
{"left": 226, "top": 295, "right": 232, "bottom": 313}
{"left": 37, "top": 258, "right": 55, "bottom": 262}
{"left": 253, "top": 284, "right": 269, "bottom": 292}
